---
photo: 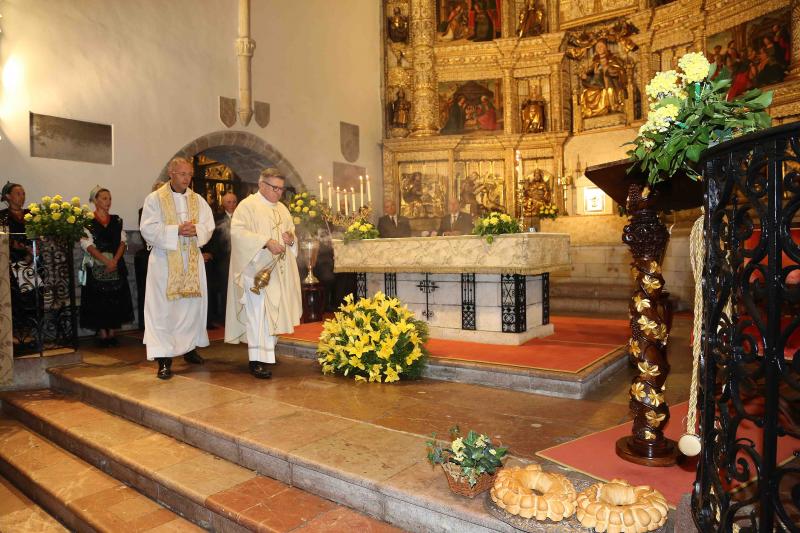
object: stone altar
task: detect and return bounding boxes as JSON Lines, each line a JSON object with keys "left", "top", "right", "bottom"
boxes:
{"left": 333, "top": 233, "right": 570, "bottom": 345}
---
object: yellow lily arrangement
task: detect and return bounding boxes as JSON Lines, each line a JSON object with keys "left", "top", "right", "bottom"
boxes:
{"left": 317, "top": 291, "right": 429, "bottom": 382}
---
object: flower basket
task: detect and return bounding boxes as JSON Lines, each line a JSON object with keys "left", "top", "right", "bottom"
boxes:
{"left": 441, "top": 462, "right": 496, "bottom": 498}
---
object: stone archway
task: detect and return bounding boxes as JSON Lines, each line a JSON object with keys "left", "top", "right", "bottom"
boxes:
{"left": 159, "top": 130, "right": 303, "bottom": 188}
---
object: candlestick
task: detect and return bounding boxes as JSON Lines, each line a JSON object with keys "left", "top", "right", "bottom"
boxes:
{"left": 344, "top": 191, "right": 349, "bottom": 216}
{"left": 318, "top": 176, "right": 324, "bottom": 201}
{"left": 327, "top": 182, "right": 332, "bottom": 208}
{"left": 359, "top": 175, "right": 364, "bottom": 208}
{"left": 351, "top": 187, "right": 356, "bottom": 212}
{"left": 366, "top": 174, "right": 371, "bottom": 203}
{"left": 336, "top": 187, "right": 341, "bottom": 213}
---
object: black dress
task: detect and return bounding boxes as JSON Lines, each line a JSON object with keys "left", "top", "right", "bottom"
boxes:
{"left": 80, "top": 215, "right": 134, "bottom": 330}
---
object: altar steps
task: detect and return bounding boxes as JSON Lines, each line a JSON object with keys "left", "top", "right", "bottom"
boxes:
{"left": 41, "top": 362, "right": 563, "bottom": 533}
{"left": 549, "top": 280, "right": 631, "bottom": 317}
{"left": 0, "top": 473, "right": 68, "bottom": 532}
{"left": 0, "top": 414, "right": 203, "bottom": 532}
{"left": 1, "top": 389, "right": 400, "bottom": 533}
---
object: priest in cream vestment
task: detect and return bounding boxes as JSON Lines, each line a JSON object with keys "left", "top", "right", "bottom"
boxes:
{"left": 225, "top": 168, "right": 302, "bottom": 379}
{"left": 140, "top": 157, "right": 215, "bottom": 379}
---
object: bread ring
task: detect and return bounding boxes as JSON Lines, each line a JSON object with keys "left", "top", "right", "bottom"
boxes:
{"left": 490, "top": 464, "right": 577, "bottom": 522}
{"left": 576, "top": 479, "right": 668, "bottom": 533}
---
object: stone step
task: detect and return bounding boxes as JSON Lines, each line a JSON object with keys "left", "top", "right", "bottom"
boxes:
{"left": 0, "top": 414, "right": 202, "bottom": 532}
{"left": 45, "top": 363, "right": 556, "bottom": 533}
{"left": 1, "top": 389, "right": 401, "bottom": 533}
{"left": 0, "top": 474, "right": 68, "bottom": 532}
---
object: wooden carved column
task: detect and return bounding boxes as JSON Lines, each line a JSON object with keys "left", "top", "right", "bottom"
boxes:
{"left": 617, "top": 183, "right": 678, "bottom": 466}
{"left": 409, "top": 0, "right": 438, "bottom": 136}
{"left": 791, "top": 0, "right": 800, "bottom": 78}
{"left": 548, "top": 62, "right": 563, "bottom": 132}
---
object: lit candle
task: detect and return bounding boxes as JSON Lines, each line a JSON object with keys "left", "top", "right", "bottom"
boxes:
{"left": 351, "top": 187, "right": 356, "bottom": 212}
{"left": 318, "top": 176, "right": 324, "bottom": 201}
{"left": 359, "top": 175, "right": 364, "bottom": 208}
{"left": 366, "top": 174, "right": 372, "bottom": 203}
{"left": 344, "top": 191, "right": 349, "bottom": 216}
{"left": 327, "top": 182, "right": 332, "bottom": 208}
{"left": 336, "top": 187, "right": 340, "bottom": 213}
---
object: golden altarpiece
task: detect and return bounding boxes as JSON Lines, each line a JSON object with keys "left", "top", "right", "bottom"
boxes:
{"left": 381, "top": 0, "right": 800, "bottom": 232}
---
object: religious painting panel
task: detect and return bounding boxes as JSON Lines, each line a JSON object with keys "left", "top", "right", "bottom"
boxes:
{"left": 435, "top": 0, "right": 501, "bottom": 44}
{"left": 454, "top": 159, "right": 506, "bottom": 216}
{"left": 558, "top": 0, "right": 637, "bottom": 29}
{"left": 708, "top": 8, "right": 791, "bottom": 100}
{"left": 438, "top": 79, "right": 503, "bottom": 135}
{"left": 398, "top": 161, "right": 448, "bottom": 219}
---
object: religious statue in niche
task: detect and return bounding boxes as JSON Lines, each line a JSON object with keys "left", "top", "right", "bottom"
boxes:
{"left": 521, "top": 96, "right": 545, "bottom": 133}
{"left": 389, "top": 88, "right": 411, "bottom": 129}
{"left": 707, "top": 7, "right": 791, "bottom": 100}
{"left": 438, "top": 79, "right": 503, "bottom": 135}
{"left": 436, "top": 0, "right": 501, "bottom": 43}
{"left": 517, "top": 0, "right": 545, "bottom": 38}
{"left": 387, "top": 7, "right": 409, "bottom": 43}
{"left": 519, "top": 168, "right": 552, "bottom": 217}
{"left": 566, "top": 21, "right": 638, "bottom": 119}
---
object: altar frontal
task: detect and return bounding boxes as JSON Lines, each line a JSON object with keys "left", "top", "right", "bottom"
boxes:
{"left": 333, "top": 233, "right": 570, "bottom": 345}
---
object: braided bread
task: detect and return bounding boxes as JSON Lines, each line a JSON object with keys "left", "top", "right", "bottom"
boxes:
{"left": 576, "top": 479, "right": 668, "bottom": 532}
{"left": 490, "top": 464, "right": 577, "bottom": 521}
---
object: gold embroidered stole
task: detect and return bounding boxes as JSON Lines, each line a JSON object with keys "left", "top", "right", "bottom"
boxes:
{"left": 157, "top": 183, "right": 201, "bottom": 300}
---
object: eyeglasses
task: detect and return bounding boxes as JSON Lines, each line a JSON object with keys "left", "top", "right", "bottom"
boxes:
{"left": 171, "top": 171, "right": 192, "bottom": 178}
{"left": 263, "top": 181, "right": 286, "bottom": 193}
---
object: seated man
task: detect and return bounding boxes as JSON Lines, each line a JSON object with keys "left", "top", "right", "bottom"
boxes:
{"left": 377, "top": 199, "right": 412, "bottom": 238}
{"left": 437, "top": 197, "right": 473, "bottom": 236}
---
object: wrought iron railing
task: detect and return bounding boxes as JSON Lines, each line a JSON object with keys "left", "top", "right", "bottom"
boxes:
{"left": 6, "top": 235, "right": 79, "bottom": 356}
{"left": 694, "top": 122, "right": 800, "bottom": 532}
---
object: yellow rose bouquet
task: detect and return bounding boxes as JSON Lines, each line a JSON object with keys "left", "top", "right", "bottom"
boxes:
{"left": 343, "top": 219, "right": 379, "bottom": 243}
{"left": 536, "top": 202, "right": 559, "bottom": 220}
{"left": 24, "top": 194, "right": 94, "bottom": 242}
{"left": 472, "top": 211, "right": 521, "bottom": 244}
{"left": 285, "top": 191, "right": 323, "bottom": 237}
{"left": 317, "top": 292, "right": 428, "bottom": 382}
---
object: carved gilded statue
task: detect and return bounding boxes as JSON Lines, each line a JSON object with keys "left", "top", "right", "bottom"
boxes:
{"left": 579, "top": 40, "right": 628, "bottom": 118}
{"left": 521, "top": 98, "right": 545, "bottom": 133}
{"left": 520, "top": 169, "right": 552, "bottom": 216}
{"left": 517, "top": 0, "right": 544, "bottom": 38}
{"left": 390, "top": 88, "right": 411, "bottom": 129}
{"left": 387, "top": 7, "right": 409, "bottom": 43}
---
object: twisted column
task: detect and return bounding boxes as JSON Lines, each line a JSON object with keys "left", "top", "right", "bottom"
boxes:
{"left": 409, "top": 0, "right": 438, "bottom": 136}
{"left": 617, "top": 183, "right": 678, "bottom": 467}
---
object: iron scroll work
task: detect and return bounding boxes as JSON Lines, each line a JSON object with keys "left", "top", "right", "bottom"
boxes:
{"left": 693, "top": 123, "right": 800, "bottom": 532}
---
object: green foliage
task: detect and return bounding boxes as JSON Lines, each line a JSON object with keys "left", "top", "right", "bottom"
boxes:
{"left": 343, "top": 219, "right": 379, "bottom": 243}
{"left": 472, "top": 211, "right": 521, "bottom": 244}
{"left": 25, "top": 195, "right": 94, "bottom": 242}
{"left": 285, "top": 192, "right": 324, "bottom": 237}
{"left": 628, "top": 55, "right": 772, "bottom": 186}
{"left": 426, "top": 426, "right": 508, "bottom": 486}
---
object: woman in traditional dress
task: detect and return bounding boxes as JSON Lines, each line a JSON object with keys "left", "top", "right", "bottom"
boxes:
{"left": 0, "top": 182, "right": 37, "bottom": 349}
{"left": 80, "top": 186, "right": 133, "bottom": 346}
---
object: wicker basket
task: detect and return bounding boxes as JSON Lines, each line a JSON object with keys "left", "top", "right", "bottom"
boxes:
{"left": 441, "top": 462, "right": 496, "bottom": 498}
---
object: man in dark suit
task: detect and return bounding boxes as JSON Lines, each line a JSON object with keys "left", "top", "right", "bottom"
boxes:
{"left": 437, "top": 197, "right": 473, "bottom": 236}
{"left": 202, "top": 192, "right": 237, "bottom": 326}
{"left": 377, "top": 199, "right": 411, "bottom": 238}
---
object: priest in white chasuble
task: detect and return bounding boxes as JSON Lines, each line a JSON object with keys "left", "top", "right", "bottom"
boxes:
{"left": 140, "top": 157, "right": 215, "bottom": 380}
{"left": 225, "top": 168, "right": 302, "bottom": 379}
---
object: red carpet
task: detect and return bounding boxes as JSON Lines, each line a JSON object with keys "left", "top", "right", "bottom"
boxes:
{"left": 537, "top": 401, "right": 800, "bottom": 507}
{"left": 280, "top": 316, "right": 629, "bottom": 373}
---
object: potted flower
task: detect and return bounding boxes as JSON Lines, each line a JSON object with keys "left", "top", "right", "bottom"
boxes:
{"left": 536, "top": 202, "right": 559, "bottom": 220}
{"left": 343, "top": 219, "right": 379, "bottom": 242}
{"left": 25, "top": 195, "right": 94, "bottom": 243}
{"left": 318, "top": 292, "right": 428, "bottom": 382}
{"left": 426, "top": 426, "right": 508, "bottom": 498}
{"left": 472, "top": 211, "right": 521, "bottom": 244}
{"left": 286, "top": 191, "right": 323, "bottom": 239}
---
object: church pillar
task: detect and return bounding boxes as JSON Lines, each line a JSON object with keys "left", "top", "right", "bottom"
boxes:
{"left": 236, "top": 0, "right": 255, "bottom": 126}
{"left": 502, "top": 68, "right": 517, "bottom": 134}
{"left": 548, "top": 62, "right": 563, "bottom": 132}
{"left": 409, "top": 0, "right": 439, "bottom": 136}
{"left": 790, "top": 0, "right": 800, "bottom": 78}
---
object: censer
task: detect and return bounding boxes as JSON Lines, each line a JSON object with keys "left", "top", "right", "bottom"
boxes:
{"left": 250, "top": 253, "right": 284, "bottom": 295}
